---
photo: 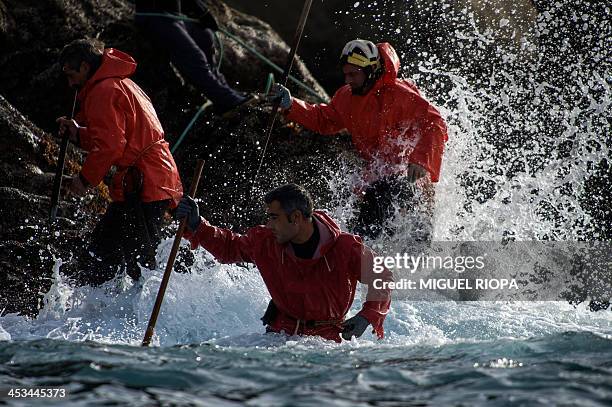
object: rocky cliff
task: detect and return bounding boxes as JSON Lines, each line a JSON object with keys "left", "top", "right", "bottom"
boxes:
{"left": 0, "top": 0, "right": 353, "bottom": 316}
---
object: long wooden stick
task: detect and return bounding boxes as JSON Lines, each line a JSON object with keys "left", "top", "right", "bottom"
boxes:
{"left": 49, "top": 89, "right": 78, "bottom": 222}
{"left": 253, "top": 0, "right": 314, "bottom": 184}
{"left": 142, "top": 159, "right": 205, "bottom": 346}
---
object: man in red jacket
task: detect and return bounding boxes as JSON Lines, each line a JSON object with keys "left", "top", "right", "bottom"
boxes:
{"left": 176, "top": 184, "right": 393, "bottom": 342}
{"left": 56, "top": 39, "right": 183, "bottom": 285}
{"left": 269, "top": 40, "right": 448, "bottom": 239}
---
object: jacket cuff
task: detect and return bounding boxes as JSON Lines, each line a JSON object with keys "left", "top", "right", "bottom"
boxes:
{"left": 183, "top": 222, "right": 198, "bottom": 250}
{"left": 77, "top": 127, "right": 93, "bottom": 150}
{"left": 80, "top": 164, "right": 103, "bottom": 188}
{"left": 78, "top": 172, "right": 91, "bottom": 188}
{"left": 184, "top": 217, "right": 209, "bottom": 249}
{"left": 283, "top": 98, "right": 295, "bottom": 116}
{"left": 407, "top": 152, "right": 434, "bottom": 180}
{"left": 285, "top": 97, "right": 302, "bottom": 120}
{"left": 357, "top": 305, "right": 387, "bottom": 339}
{"left": 71, "top": 126, "right": 80, "bottom": 146}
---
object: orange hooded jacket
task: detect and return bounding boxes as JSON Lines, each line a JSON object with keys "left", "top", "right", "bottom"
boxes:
{"left": 75, "top": 48, "right": 183, "bottom": 204}
{"left": 286, "top": 43, "right": 448, "bottom": 182}
{"left": 185, "top": 210, "right": 393, "bottom": 342}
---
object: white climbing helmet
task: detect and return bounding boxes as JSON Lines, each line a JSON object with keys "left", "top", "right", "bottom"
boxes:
{"left": 340, "top": 39, "right": 381, "bottom": 71}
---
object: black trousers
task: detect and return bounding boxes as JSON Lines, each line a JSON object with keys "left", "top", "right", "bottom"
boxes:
{"left": 77, "top": 200, "right": 170, "bottom": 286}
{"left": 351, "top": 176, "right": 432, "bottom": 241}
{"left": 135, "top": 14, "right": 245, "bottom": 112}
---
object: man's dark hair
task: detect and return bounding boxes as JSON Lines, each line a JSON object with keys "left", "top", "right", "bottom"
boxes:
{"left": 264, "top": 184, "right": 314, "bottom": 220}
{"left": 59, "top": 38, "right": 104, "bottom": 74}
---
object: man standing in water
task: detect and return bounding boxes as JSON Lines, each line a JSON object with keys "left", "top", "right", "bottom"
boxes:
{"left": 56, "top": 38, "right": 183, "bottom": 285}
{"left": 269, "top": 40, "right": 448, "bottom": 239}
{"left": 176, "top": 184, "right": 393, "bottom": 342}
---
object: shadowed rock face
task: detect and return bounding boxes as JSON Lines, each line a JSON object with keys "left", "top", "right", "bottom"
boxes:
{"left": 0, "top": 0, "right": 328, "bottom": 133}
{"left": 0, "top": 0, "right": 350, "bottom": 316}
{"left": 0, "top": 94, "right": 100, "bottom": 316}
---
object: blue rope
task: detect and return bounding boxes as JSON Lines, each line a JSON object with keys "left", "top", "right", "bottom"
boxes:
{"left": 217, "top": 27, "right": 327, "bottom": 103}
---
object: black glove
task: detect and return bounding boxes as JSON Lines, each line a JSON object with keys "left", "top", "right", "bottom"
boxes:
{"left": 341, "top": 315, "right": 370, "bottom": 340}
{"left": 260, "top": 300, "right": 278, "bottom": 326}
{"left": 175, "top": 195, "right": 201, "bottom": 232}
{"left": 266, "top": 83, "right": 292, "bottom": 109}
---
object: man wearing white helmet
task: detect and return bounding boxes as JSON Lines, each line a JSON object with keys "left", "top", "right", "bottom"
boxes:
{"left": 269, "top": 39, "right": 448, "bottom": 239}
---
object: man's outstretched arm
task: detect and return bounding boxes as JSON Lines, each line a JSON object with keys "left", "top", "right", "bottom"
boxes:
{"left": 269, "top": 83, "right": 347, "bottom": 135}
{"left": 176, "top": 196, "right": 255, "bottom": 264}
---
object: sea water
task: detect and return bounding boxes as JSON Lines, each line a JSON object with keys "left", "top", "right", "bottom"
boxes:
{"left": 1, "top": 1, "right": 610, "bottom": 405}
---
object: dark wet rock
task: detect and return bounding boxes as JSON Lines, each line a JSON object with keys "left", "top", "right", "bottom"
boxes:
{"left": 0, "top": 93, "right": 105, "bottom": 316}
{"left": 0, "top": 185, "right": 98, "bottom": 316}
{"left": 204, "top": 0, "right": 328, "bottom": 101}
{"left": 0, "top": 0, "right": 14, "bottom": 47}
{"left": 0, "top": 0, "right": 133, "bottom": 131}
{"left": 0, "top": 0, "right": 327, "bottom": 134}
{"left": 225, "top": 0, "right": 538, "bottom": 90}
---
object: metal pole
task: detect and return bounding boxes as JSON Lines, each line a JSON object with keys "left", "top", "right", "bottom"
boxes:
{"left": 49, "top": 89, "right": 78, "bottom": 222}
{"left": 253, "top": 0, "right": 314, "bottom": 184}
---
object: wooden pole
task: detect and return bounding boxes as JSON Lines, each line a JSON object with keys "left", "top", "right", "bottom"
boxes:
{"left": 142, "top": 159, "right": 205, "bottom": 346}
{"left": 49, "top": 89, "right": 78, "bottom": 222}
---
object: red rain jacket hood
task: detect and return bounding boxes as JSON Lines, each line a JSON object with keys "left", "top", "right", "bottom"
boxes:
{"left": 287, "top": 43, "right": 448, "bottom": 182}
{"left": 185, "top": 210, "right": 393, "bottom": 342}
{"left": 75, "top": 48, "right": 182, "bottom": 204}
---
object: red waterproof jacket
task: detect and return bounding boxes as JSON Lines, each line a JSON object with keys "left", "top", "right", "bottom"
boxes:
{"left": 185, "top": 211, "right": 393, "bottom": 342}
{"left": 75, "top": 48, "right": 183, "bottom": 204}
{"left": 287, "top": 43, "right": 448, "bottom": 182}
